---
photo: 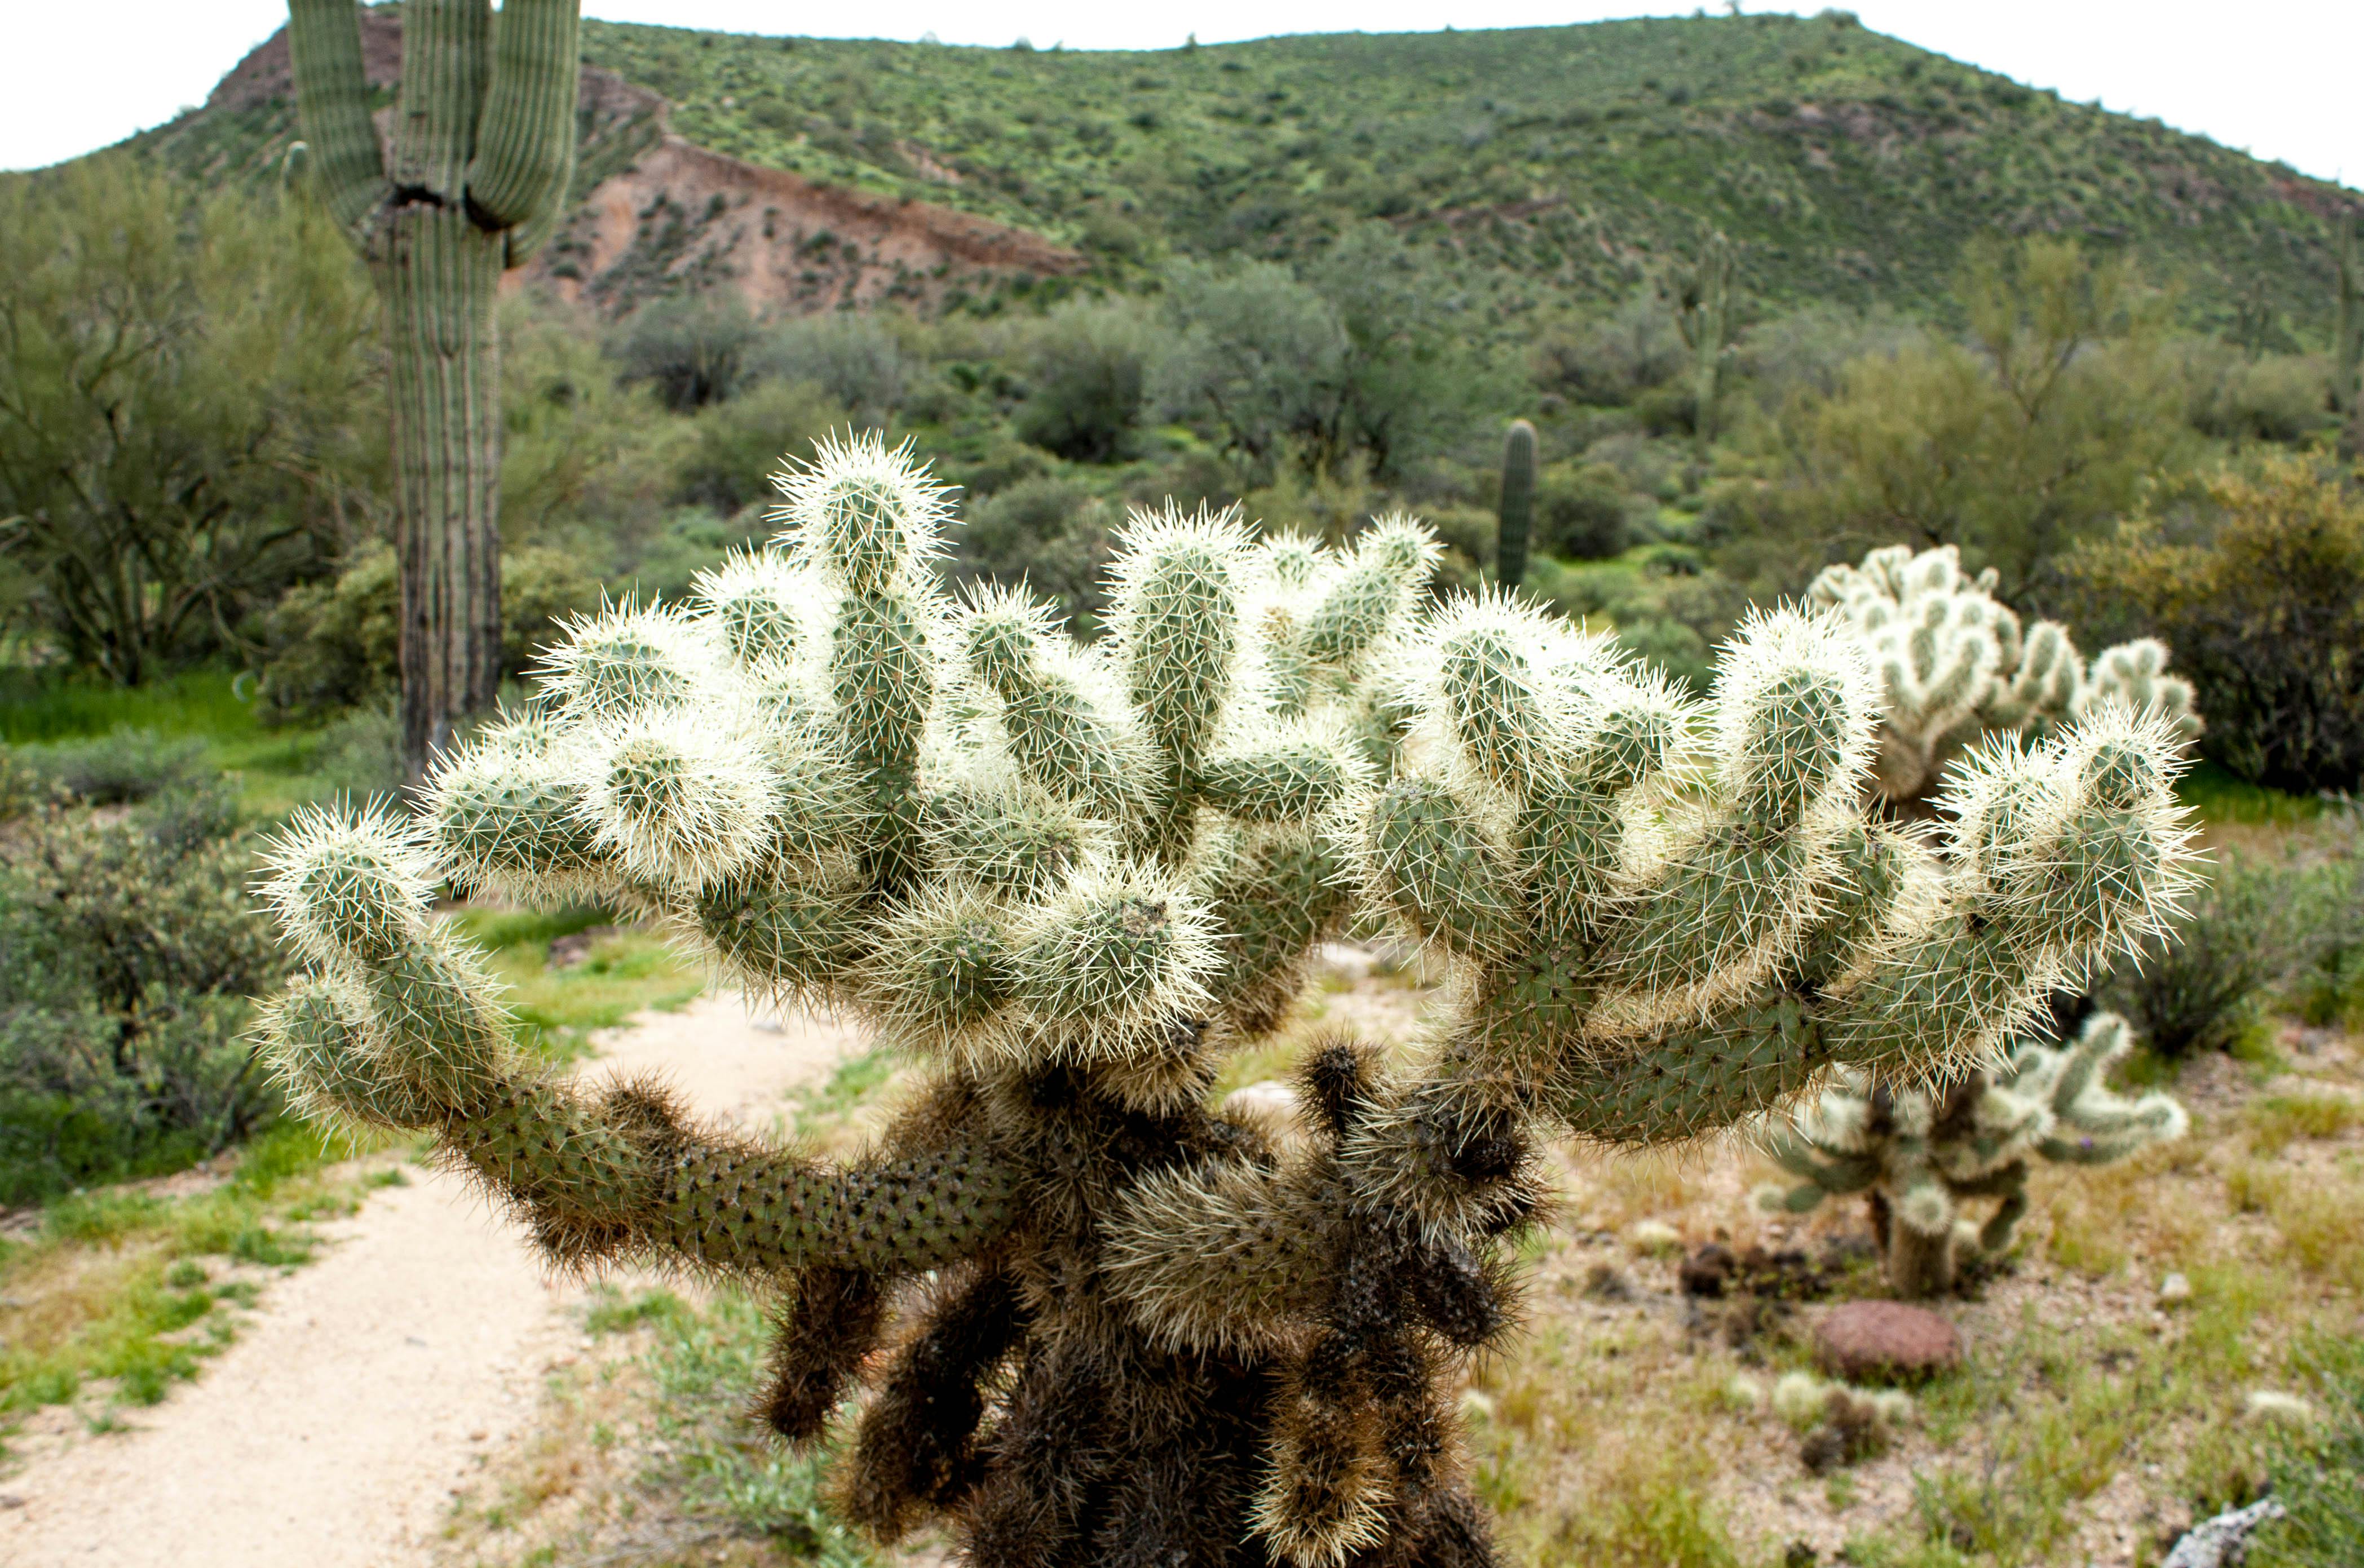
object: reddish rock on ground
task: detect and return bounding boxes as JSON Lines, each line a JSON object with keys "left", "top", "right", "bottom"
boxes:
{"left": 1812, "top": 1300, "right": 1963, "bottom": 1382}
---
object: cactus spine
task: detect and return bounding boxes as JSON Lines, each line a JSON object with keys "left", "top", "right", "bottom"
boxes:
{"left": 286, "top": 0, "right": 581, "bottom": 773}
{"left": 1494, "top": 419, "right": 1537, "bottom": 590}
{"left": 1808, "top": 542, "right": 2201, "bottom": 813}
{"left": 260, "top": 440, "right": 2197, "bottom": 1564}
{"left": 1760, "top": 1012, "right": 2188, "bottom": 1297}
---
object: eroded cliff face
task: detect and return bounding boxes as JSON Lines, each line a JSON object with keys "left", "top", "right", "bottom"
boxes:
{"left": 200, "top": 10, "right": 1080, "bottom": 318}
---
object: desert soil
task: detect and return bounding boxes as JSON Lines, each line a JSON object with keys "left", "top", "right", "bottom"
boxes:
{"left": 0, "top": 994, "right": 869, "bottom": 1568}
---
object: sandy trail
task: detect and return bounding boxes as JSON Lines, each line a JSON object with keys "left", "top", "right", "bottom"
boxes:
{"left": 0, "top": 994, "right": 866, "bottom": 1568}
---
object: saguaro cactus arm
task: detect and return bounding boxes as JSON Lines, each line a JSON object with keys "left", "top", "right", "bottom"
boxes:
{"left": 1495, "top": 420, "right": 1536, "bottom": 590}
{"left": 467, "top": 0, "right": 582, "bottom": 227}
{"left": 285, "top": 0, "right": 390, "bottom": 240}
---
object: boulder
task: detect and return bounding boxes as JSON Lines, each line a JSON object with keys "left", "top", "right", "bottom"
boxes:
{"left": 1812, "top": 1300, "right": 1961, "bottom": 1383}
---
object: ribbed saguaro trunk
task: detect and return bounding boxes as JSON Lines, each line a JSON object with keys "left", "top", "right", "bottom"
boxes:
{"left": 288, "top": 0, "right": 579, "bottom": 776}
{"left": 1494, "top": 419, "right": 1536, "bottom": 590}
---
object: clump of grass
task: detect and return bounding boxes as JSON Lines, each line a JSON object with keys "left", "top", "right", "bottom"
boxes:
{"left": 2254, "top": 1334, "right": 2364, "bottom": 1567}
{"left": 2247, "top": 1093, "right": 2364, "bottom": 1157}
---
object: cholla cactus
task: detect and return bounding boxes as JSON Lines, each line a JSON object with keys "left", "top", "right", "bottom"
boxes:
{"left": 1760, "top": 1011, "right": 2188, "bottom": 1297}
{"left": 257, "top": 436, "right": 2197, "bottom": 1566}
{"left": 1807, "top": 543, "right": 2200, "bottom": 812}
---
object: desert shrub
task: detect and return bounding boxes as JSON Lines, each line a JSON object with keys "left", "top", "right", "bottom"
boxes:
{"left": 1011, "top": 300, "right": 1154, "bottom": 462}
{"left": 1534, "top": 461, "right": 1633, "bottom": 560}
{"left": 2104, "top": 853, "right": 2302, "bottom": 1057}
{"left": 0, "top": 781, "right": 285, "bottom": 1202}
{"left": 1534, "top": 292, "right": 1686, "bottom": 405}
{"left": 6, "top": 731, "right": 210, "bottom": 805}
{"left": 609, "top": 293, "right": 759, "bottom": 411}
{"left": 675, "top": 379, "right": 850, "bottom": 513}
{"left": 2184, "top": 345, "right": 2334, "bottom": 445}
{"left": 744, "top": 311, "right": 918, "bottom": 427}
{"left": 949, "top": 476, "right": 1114, "bottom": 630}
{"left": 2072, "top": 456, "right": 2364, "bottom": 792}
{"left": 2254, "top": 1334, "right": 2364, "bottom": 1568}
{"left": 255, "top": 544, "right": 602, "bottom": 723}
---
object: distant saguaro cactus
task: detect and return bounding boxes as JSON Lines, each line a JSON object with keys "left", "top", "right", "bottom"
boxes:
{"left": 286, "top": 0, "right": 581, "bottom": 774}
{"left": 1666, "top": 230, "right": 1739, "bottom": 455}
{"left": 259, "top": 440, "right": 2197, "bottom": 1564}
{"left": 1808, "top": 542, "right": 2200, "bottom": 813}
{"left": 1495, "top": 419, "right": 1537, "bottom": 589}
{"left": 1761, "top": 1013, "right": 2188, "bottom": 1297}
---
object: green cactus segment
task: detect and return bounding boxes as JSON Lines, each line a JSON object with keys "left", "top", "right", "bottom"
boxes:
{"left": 425, "top": 721, "right": 612, "bottom": 903}
{"left": 1366, "top": 777, "right": 1519, "bottom": 956}
{"left": 1200, "top": 730, "right": 1369, "bottom": 823}
{"left": 957, "top": 590, "right": 1139, "bottom": 814}
{"left": 1761, "top": 1009, "right": 2186, "bottom": 1296}
{"left": 466, "top": 0, "right": 583, "bottom": 226}
{"left": 285, "top": 0, "right": 390, "bottom": 236}
{"left": 694, "top": 878, "right": 870, "bottom": 1005}
{"left": 1550, "top": 994, "right": 1824, "bottom": 1146}
{"left": 1808, "top": 542, "right": 2203, "bottom": 810}
{"left": 1112, "top": 504, "right": 1245, "bottom": 829}
{"left": 1494, "top": 420, "right": 1538, "bottom": 590}
{"left": 831, "top": 590, "right": 934, "bottom": 891}
{"left": 1198, "top": 826, "right": 1354, "bottom": 1033}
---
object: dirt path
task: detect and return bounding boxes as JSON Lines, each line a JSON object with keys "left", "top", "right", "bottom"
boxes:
{"left": 0, "top": 994, "right": 867, "bottom": 1568}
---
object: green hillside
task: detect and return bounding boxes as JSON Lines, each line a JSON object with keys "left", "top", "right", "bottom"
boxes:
{"left": 578, "top": 10, "right": 2357, "bottom": 331}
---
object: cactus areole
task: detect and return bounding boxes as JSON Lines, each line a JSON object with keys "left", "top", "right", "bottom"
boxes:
{"left": 286, "top": 0, "right": 581, "bottom": 773}
{"left": 260, "top": 437, "right": 2197, "bottom": 1564}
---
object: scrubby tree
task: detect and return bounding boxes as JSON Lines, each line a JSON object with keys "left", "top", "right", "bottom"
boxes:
{"left": 2071, "top": 455, "right": 2364, "bottom": 793}
{"left": 1779, "top": 237, "right": 2186, "bottom": 599}
{"left": 258, "top": 438, "right": 2194, "bottom": 1561}
{"left": 0, "top": 157, "right": 378, "bottom": 683}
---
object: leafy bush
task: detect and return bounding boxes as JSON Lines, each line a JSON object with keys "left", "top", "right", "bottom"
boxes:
{"left": 2072, "top": 456, "right": 2364, "bottom": 793}
{"left": 6, "top": 731, "right": 211, "bottom": 805}
{"left": 1011, "top": 300, "right": 1154, "bottom": 462}
{"left": 609, "top": 292, "right": 759, "bottom": 411}
{"left": 1534, "top": 461, "right": 1633, "bottom": 560}
{"left": 744, "top": 311, "right": 918, "bottom": 427}
{"left": 675, "top": 379, "right": 850, "bottom": 514}
{"left": 256, "top": 544, "right": 601, "bottom": 723}
{"left": 949, "top": 476, "right": 1114, "bottom": 630}
{"left": 0, "top": 781, "right": 286, "bottom": 1202}
{"left": 2104, "top": 853, "right": 2302, "bottom": 1058}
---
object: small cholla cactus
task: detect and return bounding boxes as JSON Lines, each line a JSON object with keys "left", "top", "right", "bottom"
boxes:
{"left": 1807, "top": 543, "right": 2201, "bottom": 813}
{"left": 1759, "top": 1012, "right": 2189, "bottom": 1297}
{"left": 257, "top": 436, "right": 2198, "bottom": 1566}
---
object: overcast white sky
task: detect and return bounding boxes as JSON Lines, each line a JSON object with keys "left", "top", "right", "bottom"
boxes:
{"left": 6, "top": 2, "right": 2359, "bottom": 184}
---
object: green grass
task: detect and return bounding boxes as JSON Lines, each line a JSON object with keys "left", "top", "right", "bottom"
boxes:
{"left": 2179, "top": 761, "right": 2325, "bottom": 827}
{"left": 0, "top": 666, "right": 364, "bottom": 817}
{"left": 447, "top": 910, "right": 707, "bottom": 1062}
{"left": 0, "top": 1121, "right": 413, "bottom": 1432}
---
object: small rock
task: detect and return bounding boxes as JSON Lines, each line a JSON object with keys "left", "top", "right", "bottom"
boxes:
{"left": 1812, "top": 1301, "right": 1962, "bottom": 1383}
{"left": 1626, "top": 1219, "right": 1682, "bottom": 1255}
{"left": 0, "top": 1494, "right": 24, "bottom": 1509}
{"left": 545, "top": 927, "right": 618, "bottom": 969}
{"left": 468, "top": 1430, "right": 487, "bottom": 1443}
{"left": 2160, "top": 1497, "right": 2285, "bottom": 1568}
{"left": 2158, "top": 1272, "right": 2193, "bottom": 1306}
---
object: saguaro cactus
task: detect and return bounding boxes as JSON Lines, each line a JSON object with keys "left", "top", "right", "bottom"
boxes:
{"left": 1494, "top": 419, "right": 1537, "bottom": 590}
{"left": 1808, "top": 542, "right": 2200, "bottom": 813}
{"left": 1760, "top": 1012, "right": 2188, "bottom": 1297}
{"left": 286, "top": 0, "right": 581, "bottom": 773}
{"left": 259, "top": 438, "right": 2196, "bottom": 1564}
{"left": 1665, "top": 230, "right": 1739, "bottom": 455}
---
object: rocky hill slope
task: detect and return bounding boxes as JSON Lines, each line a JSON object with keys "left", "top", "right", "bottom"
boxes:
{"left": 130, "top": 6, "right": 2358, "bottom": 334}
